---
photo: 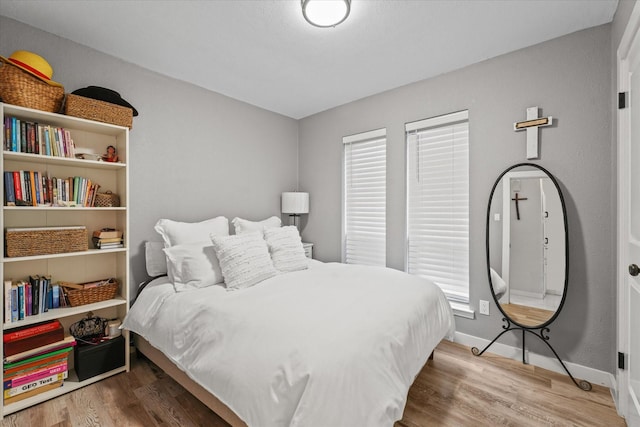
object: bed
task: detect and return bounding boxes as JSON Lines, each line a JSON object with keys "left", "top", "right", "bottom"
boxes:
{"left": 123, "top": 217, "right": 455, "bottom": 427}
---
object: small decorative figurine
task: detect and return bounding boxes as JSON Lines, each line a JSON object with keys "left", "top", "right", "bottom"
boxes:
{"left": 102, "top": 145, "right": 118, "bottom": 162}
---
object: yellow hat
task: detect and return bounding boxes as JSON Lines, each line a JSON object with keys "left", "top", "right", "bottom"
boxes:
{"left": 0, "top": 50, "right": 62, "bottom": 87}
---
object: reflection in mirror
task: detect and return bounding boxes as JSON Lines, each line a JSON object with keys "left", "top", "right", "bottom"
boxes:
{"left": 488, "top": 165, "right": 566, "bottom": 328}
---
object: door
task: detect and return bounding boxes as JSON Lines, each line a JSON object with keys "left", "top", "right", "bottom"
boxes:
{"left": 618, "top": 3, "right": 640, "bottom": 424}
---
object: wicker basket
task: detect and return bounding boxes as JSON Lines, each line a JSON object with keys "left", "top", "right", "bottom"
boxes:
{"left": 5, "top": 226, "right": 87, "bottom": 257}
{"left": 64, "top": 279, "right": 119, "bottom": 307}
{"left": 64, "top": 94, "right": 133, "bottom": 129}
{"left": 0, "top": 58, "right": 65, "bottom": 113}
{"left": 94, "top": 191, "right": 120, "bottom": 208}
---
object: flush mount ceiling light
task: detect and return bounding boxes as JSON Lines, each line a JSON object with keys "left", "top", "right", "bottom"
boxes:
{"left": 301, "top": 0, "right": 351, "bottom": 28}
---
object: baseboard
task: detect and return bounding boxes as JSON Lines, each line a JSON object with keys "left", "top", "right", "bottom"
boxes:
{"left": 452, "top": 332, "right": 615, "bottom": 389}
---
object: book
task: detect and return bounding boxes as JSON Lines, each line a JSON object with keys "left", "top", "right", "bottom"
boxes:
{"left": 3, "top": 380, "right": 62, "bottom": 405}
{"left": 3, "top": 372, "right": 67, "bottom": 399}
{"left": 52, "top": 285, "right": 60, "bottom": 309}
{"left": 17, "top": 283, "right": 24, "bottom": 321}
{"left": 10, "top": 286, "right": 18, "bottom": 323}
{"left": 4, "top": 361, "right": 67, "bottom": 390}
{"left": 3, "top": 320, "right": 61, "bottom": 343}
{"left": 4, "top": 335, "right": 76, "bottom": 364}
{"left": 4, "top": 280, "right": 12, "bottom": 324}
{"left": 29, "top": 275, "right": 40, "bottom": 316}
{"left": 12, "top": 171, "right": 23, "bottom": 205}
{"left": 3, "top": 351, "right": 69, "bottom": 380}
{"left": 3, "top": 346, "right": 72, "bottom": 372}
{"left": 4, "top": 322, "right": 64, "bottom": 357}
{"left": 4, "top": 171, "right": 15, "bottom": 206}
{"left": 92, "top": 229, "right": 123, "bottom": 239}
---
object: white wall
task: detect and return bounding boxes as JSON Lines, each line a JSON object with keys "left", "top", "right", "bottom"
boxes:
{"left": 0, "top": 16, "right": 300, "bottom": 297}
{"left": 298, "top": 24, "right": 615, "bottom": 373}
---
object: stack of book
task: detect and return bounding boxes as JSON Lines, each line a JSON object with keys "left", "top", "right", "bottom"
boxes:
{"left": 2, "top": 320, "right": 75, "bottom": 404}
{"left": 92, "top": 229, "right": 123, "bottom": 249}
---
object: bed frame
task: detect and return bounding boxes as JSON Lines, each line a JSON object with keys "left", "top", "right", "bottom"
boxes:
{"left": 135, "top": 335, "right": 247, "bottom": 427}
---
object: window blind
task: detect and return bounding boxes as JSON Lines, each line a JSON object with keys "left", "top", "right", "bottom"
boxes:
{"left": 343, "top": 128, "right": 386, "bottom": 266}
{"left": 406, "top": 111, "right": 469, "bottom": 303}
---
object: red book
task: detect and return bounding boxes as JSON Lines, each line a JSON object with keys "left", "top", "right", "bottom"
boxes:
{"left": 3, "top": 323, "right": 64, "bottom": 357}
{"left": 12, "top": 171, "right": 22, "bottom": 203}
{"left": 4, "top": 320, "right": 61, "bottom": 343}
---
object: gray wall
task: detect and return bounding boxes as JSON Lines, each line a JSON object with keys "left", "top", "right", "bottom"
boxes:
{"left": 299, "top": 24, "right": 615, "bottom": 372}
{"left": 0, "top": 17, "right": 299, "bottom": 297}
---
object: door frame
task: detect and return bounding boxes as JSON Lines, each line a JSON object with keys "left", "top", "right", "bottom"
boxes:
{"left": 617, "top": 1, "right": 640, "bottom": 420}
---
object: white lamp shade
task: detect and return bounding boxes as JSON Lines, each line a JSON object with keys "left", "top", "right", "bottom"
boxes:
{"left": 282, "top": 192, "right": 309, "bottom": 214}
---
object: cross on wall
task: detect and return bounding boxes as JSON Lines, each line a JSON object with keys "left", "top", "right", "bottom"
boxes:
{"left": 514, "top": 106, "right": 553, "bottom": 159}
{"left": 511, "top": 192, "right": 528, "bottom": 220}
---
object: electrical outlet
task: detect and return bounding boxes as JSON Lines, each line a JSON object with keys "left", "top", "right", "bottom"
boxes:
{"left": 479, "top": 300, "right": 490, "bottom": 316}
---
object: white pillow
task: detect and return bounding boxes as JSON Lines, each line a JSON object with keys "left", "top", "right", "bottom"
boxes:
{"left": 264, "top": 226, "right": 308, "bottom": 272}
{"left": 210, "top": 231, "right": 277, "bottom": 290}
{"left": 163, "top": 242, "right": 224, "bottom": 292}
{"left": 145, "top": 241, "right": 168, "bottom": 276}
{"left": 232, "top": 216, "right": 281, "bottom": 235}
{"left": 154, "top": 216, "right": 229, "bottom": 247}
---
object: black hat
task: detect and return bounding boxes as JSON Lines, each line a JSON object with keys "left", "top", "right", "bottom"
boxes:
{"left": 71, "top": 86, "right": 138, "bottom": 116}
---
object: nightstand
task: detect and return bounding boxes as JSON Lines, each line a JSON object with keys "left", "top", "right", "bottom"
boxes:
{"left": 302, "top": 242, "right": 313, "bottom": 259}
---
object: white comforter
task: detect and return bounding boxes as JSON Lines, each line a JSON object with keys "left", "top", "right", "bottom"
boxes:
{"left": 123, "top": 261, "right": 455, "bottom": 427}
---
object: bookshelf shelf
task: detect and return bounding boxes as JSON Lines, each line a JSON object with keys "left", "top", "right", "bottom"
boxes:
{"left": 3, "top": 248, "right": 127, "bottom": 263}
{"left": 0, "top": 103, "right": 130, "bottom": 417}
{"left": 3, "top": 151, "right": 127, "bottom": 169}
{"left": 2, "top": 297, "right": 127, "bottom": 331}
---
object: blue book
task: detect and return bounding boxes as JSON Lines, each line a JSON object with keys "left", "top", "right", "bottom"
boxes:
{"left": 4, "top": 171, "right": 15, "bottom": 206}
{"left": 33, "top": 171, "right": 41, "bottom": 205}
{"left": 17, "top": 283, "right": 24, "bottom": 320}
{"left": 44, "top": 127, "right": 51, "bottom": 156}
{"left": 11, "top": 117, "right": 17, "bottom": 152}
{"left": 10, "top": 286, "right": 18, "bottom": 323}
{"left": 52, "top": 284, "right": 60, "bottom": 309}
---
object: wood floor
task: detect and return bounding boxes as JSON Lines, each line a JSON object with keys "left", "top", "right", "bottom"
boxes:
{"left": 501, "top": 303, "right": 555, "bottom": 326}
{"left": 0, "top": 340, "right": 625, "bottom": 427}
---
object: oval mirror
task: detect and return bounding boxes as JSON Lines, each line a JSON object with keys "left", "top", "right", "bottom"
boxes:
{"left": 486, "top": 163, "right": 568, "bottom": 329}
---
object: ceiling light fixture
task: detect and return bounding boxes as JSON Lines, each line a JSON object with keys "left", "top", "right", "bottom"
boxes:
{"left": 301, "top": 0, "right": 351, "bottom": 28}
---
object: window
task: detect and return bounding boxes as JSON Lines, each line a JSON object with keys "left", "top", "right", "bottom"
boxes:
{"left": 406, "top": 111, "right": 469, "bottom": 303}
{"left": 343, "top": 128, "right": 386, "bottom": 266}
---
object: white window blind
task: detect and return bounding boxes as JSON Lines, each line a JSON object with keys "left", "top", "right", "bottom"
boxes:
{"left": 406, "top": 111, "right": 469, "bottom": 303}
{"left": 343, "top": 128, "right": 386, "bottom": 266}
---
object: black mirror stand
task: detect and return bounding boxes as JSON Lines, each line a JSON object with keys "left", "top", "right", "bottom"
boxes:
{"left": 471, "top": 317, "right": 592, "bottom": 391}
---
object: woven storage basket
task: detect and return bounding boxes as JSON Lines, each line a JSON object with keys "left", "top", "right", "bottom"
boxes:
{"left": 64, "top": 94, "right": 133, "bottom": 129}
{"left": 94, "top": 191, "right": 120, "bottom": 208}
{"left": 5, "top": 226, "right": 87, "bottom": 257}
{"left": 0, "top": 58, "right": 65, "bottom": 113}
{"left": 65, "top": 279, "right": 118, "bottom": 307}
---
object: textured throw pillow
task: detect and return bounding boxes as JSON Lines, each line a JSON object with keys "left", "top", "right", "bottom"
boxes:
{"left": 154, "top": 216, "right": 229, "bottom": 247}
{"left": 145, "top": 241, "right": 168, "bottom": 277}
{"left": 232, "top": 216, "right": 281, "bottom": 235}
{"left": 163, "top": 242, "right": 224, "bottom": 292}
{"left": 264, "top": 226, "right": 308, "bottom": 272}
{"left": 210, "top": 231, "right": 278, "bottom": 290}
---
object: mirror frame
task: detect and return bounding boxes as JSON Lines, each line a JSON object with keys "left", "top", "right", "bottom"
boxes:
{"left": 485, "top": 163, "right": 569, "bottom": 329}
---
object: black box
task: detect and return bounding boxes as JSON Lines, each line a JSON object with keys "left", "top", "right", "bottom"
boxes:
{"left": 74, "top": 335, "right": 125, "bottom": 381}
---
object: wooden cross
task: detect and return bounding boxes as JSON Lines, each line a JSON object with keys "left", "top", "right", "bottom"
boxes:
{"left": 514, "top": 106, "right": 553, "bottom": 159}
{"left": 512, "top": 192, "right": 528, "bottom": 220}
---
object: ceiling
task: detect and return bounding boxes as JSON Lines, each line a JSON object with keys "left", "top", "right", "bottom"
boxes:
{"left": 0, "top": 0, "right": 619, "bottom": 119}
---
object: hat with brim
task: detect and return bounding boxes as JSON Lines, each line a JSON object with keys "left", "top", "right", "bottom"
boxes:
{"left": 0, "top": 50, "right": 63, "bottom": 87}
{"left": 71, "top": 86, "right": 138, "bottom": 116}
